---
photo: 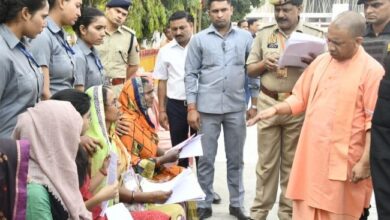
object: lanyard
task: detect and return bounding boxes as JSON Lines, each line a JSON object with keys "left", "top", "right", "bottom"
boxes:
{"left": 48, "top": 28, "right": 75, "bottom": 55}
{"left": 16, "top": 42, "right": 41, "bottom": 102}
{"left": 17, "top": 43, "right": 40, "bottom": 68}
{"left": 91, "top": 52, "right": 104, "bottom": 72}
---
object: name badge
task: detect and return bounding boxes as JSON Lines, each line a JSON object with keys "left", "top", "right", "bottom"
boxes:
{"left": 267, "top": 33, "right": 278, "bottom": 49}
{"left": 276, "top": 68, "right": 288, "bottom": 78}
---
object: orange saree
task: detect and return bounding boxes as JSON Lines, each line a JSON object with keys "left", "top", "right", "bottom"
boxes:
{"left": 119, "top": 77, "right": 182, "bottom": 181}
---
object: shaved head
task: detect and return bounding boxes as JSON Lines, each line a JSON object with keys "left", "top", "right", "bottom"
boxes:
{"left": 331, "top": 11, "right": 366, "bottom": 38}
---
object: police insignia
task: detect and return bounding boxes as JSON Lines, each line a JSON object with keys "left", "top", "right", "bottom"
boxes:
{"left": 267, "top": 34, "right": 278, "bottom": 48}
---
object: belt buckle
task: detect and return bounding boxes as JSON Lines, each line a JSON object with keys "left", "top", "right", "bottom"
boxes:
{"left": 277, "top": 92, "right": 290, "bottom": 101}
{"left": 183, "top": 100, "right": 187, "bottom": 106}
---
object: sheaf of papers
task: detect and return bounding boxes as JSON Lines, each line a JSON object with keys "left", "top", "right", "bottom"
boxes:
{"left": 166, "top": 134, "right": 203, "bottom": 158}
{"left": 140, "top": 168, "right": 206, "bottom": 204}
{"left": 106, "top": 203, "right": 133, "bottom": 220}
{"left": 278, "top": 31, "right": 326, "bottom": 68}
{"left": 101, "top": 151, "right": 118, "bottom": 216}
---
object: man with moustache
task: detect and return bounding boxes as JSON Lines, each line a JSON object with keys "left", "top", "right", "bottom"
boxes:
{"left": 153, "top": 11, "right": 198, "bottom": 168}
{"left": 246, "top": 0, "right": 324, "bottom": 219}
{"left": 358, "top": 0, "right": 390, "bottom": 218}
{"left": 185, "top": 0, "right": 253, "bottom": 219}
{"left": 96, "top": 0, "right": 140, "bottom": 95}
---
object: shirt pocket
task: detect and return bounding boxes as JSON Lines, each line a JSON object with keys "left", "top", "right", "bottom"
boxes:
{"left": 201, "top": 46, "right": 219, "bottom": 67}
{"left": 234, "top": 45, "right": 246, "bottom": 65}
{"left": 16, "top": 70, "right": 39, "bottom": 104}
{"left": 51, "top": 54, "right": 74, "bottom": 80}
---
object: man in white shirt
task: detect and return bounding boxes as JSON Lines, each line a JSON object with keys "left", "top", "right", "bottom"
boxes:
{"left": 153, "top": 11, "right": 196, "bottom": 167}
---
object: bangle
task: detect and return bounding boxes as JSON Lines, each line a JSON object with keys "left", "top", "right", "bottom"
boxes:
{"left": 131, "top": 191, "right": 135, "bottom": 202}
{"left": 159, "top": 110, "right": 166, "bottom": 113}
{"left": 187, "top": 106, "right": 197, "bottom": 112}
{"left": 251, "top": 105, "right": 257, "bottom": 109}
{"left": 99, "top": 168, "right": 107, "bottom": 176}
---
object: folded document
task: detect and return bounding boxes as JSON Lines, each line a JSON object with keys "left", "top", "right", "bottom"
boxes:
{"left": 278, "top": 31, "right": 326, "bottom": 68}
{"left": 140, "top": 168, "right": 206, "bottom": 204}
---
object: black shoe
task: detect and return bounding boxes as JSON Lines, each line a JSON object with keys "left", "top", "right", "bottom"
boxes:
{"left": 229, "top": 205, "right": 250, "bottom": 220}
{"left": 197, "top": 207, "right": 212, "bottom": 219}
{"left": 212, "top": 192, "right": 221, "bottom": 204}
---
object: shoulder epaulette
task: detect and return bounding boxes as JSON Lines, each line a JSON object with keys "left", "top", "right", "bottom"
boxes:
{"left": 302, "top": 23, "right": 324, "bottom": 33}
{"left": 121, "top": 26, "right": 136, "bottom": 35}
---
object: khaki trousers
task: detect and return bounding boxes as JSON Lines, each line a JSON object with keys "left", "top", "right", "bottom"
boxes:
{"left": 250, "top": 92, "right": 304, "bottom": 220}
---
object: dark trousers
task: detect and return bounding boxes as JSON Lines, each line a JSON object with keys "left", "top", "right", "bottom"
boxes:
{"left": 166, "top": 98, "right": 196, "bottom": 167}
{"left": 371, "top": 79, "right": 390, "bottom": 219}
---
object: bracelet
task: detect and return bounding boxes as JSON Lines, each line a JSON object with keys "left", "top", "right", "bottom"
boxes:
{"left": 187, "top": 106, "right": 197, "bottom": 112}
{"left": 131, "top": 190, "right": 135, "bottom": 202}
{"left": 99, "top": 168, "right": 107, "bottom": 176}
{"left": 251, "top": 105, "right": 257, "bottom": 109}
{"left": 159, "top": 110, "right": 166, "bottom": 113}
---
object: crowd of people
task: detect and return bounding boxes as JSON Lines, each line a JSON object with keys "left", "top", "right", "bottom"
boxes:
{"left": 0, "top": 0, "right": 390, "bottom": 220}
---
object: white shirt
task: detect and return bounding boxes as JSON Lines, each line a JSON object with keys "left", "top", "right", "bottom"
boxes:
{"left": 153, "top": 39, "right": 189, "bottom": 100}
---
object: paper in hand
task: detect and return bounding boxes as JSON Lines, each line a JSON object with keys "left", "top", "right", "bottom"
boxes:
{"left": 278, "top": 31, "right": 326, "bottom": 68}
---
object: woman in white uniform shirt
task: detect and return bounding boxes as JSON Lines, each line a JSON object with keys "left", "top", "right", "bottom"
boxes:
{"left": 0, "top": 0, "right": 49, "bottom": 138}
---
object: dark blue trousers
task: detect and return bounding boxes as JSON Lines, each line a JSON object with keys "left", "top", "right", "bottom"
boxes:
{"left": 166, "top": 98, "right": 196, "bottom": 167}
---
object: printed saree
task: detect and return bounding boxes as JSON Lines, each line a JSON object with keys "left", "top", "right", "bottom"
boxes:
{"left": 119, "top": 77, "right": 182, "bottom": 181}
{"left": 0, "top": 139, "right": 29, "bottom": 220}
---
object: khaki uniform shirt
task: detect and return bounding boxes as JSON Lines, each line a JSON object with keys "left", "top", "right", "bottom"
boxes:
{"left": 96, "top": 25, "right": 140, "bottom": 79}
{"left": 247, "top": 22, "right": 324, "bottom": 93}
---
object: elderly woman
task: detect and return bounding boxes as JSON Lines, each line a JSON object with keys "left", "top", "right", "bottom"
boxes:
{"left": 85, "top": 85, "right": 185, "bottom": 220}
{"left": 119, "top": 77, "right": 182, "bottom": 181}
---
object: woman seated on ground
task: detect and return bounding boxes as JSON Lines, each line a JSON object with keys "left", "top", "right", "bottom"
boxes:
{"left": 85, "top": 85, "right": 184, "bottom": 219}
{"left": 119, "top": 77, "right": 182, "bottom": 181}
{"left": 52, "top": 89, "right": 119, "bottom": 220}
{"left": 13, "top": 100, "right": 91, "bottom": 220}
{"left": 0, "top": 139, "right": 29, "bottom": 220}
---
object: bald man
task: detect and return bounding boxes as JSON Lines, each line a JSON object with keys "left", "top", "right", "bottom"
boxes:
{"left": 248, "top": 11, "right": 384, "bottom": 220}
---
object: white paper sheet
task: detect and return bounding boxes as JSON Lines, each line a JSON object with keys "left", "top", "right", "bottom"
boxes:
{"left": 106, "top": 203, "right": 133, "bottom": 220}
{"left": 140, "top": 168, "right": 206, "bottom": 204}
{"left": 166, "top": 134, "right": 203, "bottom": 158}
{"left": 278, "top": 31, "right": 326, "bottom": 68}
{"left": 100, "top": 151, "right": 118, "bottom": 216}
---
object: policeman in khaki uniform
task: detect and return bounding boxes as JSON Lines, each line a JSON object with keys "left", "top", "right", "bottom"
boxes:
{"left": 96, "top": 0, "right": 140, "bottom": 95}
{"left": 246, "top": 0, "right": 324, "bottom": 219}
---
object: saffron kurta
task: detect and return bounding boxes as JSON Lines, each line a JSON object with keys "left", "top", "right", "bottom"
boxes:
{"left": 285, "top": 47, "right": 384, "bottom": 218}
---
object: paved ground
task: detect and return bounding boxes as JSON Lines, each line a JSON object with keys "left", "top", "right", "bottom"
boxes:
{"left": 210, "top": 126, "right": 378, "bottom": 220}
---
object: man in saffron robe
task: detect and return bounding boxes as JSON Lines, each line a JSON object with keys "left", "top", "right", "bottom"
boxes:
{"left": 248, "top": 11, "right": 384, "bottom": 220}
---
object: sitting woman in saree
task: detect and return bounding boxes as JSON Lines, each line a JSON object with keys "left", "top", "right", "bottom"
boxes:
{"left": 85, "top": 85, "right": 184, "bottom": 220}
{"left": 12, "top": 100, "right": 91, "bottom": 220}
{"left": 119, "top": 77, "right": 182, "bottom": 181}
{"left": 0, "top": 139, "right": 29, "bottom": 220}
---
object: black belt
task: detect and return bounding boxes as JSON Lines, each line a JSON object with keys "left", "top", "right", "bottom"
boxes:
{"left": 167, "top": 98, "right": 187, "bottom": 106}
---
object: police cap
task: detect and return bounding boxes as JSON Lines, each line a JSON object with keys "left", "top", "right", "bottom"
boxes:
{"left": 269, "top": 0, "right": 303, "bottom": 6}
{"left": 106, "top": 0, "right": 132, "bottom": 10}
